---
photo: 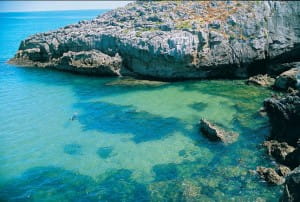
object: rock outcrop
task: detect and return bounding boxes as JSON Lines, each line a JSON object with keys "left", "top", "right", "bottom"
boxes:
{"left": 199, "top": 118, "right": 238, "bottom": 143}
{"left": 264, "top": 92, "right": 300, "bottom": 147}
{"left": 281, "top": 166, "right": 300, "bottom": 202}
{"left": 246, "top": 74, "right": 275, "bottom": 87}
{"left": 256, "top": 166, "right": 285, "bottom": 185}
{"left": 9, "top": 1, "right": 300, "bottom": 79}
{"left": 274, "top": 68, "right": 299, "bottom": 90}
{"left": 263, "top": 140, "right": 295, "bottom": 164}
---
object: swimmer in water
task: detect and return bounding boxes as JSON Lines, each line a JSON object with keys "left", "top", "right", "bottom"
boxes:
{"left": 70, "top": 112, "right": 78, "bottom": 121}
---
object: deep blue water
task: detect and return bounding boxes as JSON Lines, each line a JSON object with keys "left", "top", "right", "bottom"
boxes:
{"left": 0, "top": 10, "right": 281, "bottom": 201}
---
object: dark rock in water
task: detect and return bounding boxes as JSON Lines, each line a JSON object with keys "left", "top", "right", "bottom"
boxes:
{"left": 263, "top": 140, "right": 295, "bottom": 164}
{"left": 9, "top": 1, "right": 300, "bottom": 79}
{"left": 285, "top": 148, "right": 300, "bottom": 169}
{"left": 246, "top": 74, "right": 275, "bottom": 87}
{"left": 281, "top": 166, "right": 300, "bottom": 202}
{"left": 264, "top": 93, "right": 300, "bottom": 147}
{"left": 256, "top": 166, "right": 285, "bottom": 185}
{"left": 199, "top": 118, "right": 238, "bottom": 143}
{"left": 274, "top": 68, "right": 299, "bottom": 90}
{"left": 277, "top": 165, "right": 291, "bottom": 177}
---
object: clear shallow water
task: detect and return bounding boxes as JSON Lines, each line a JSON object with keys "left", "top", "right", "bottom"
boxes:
{"left": 0, "top": 10, "right": 280, "bottom": 201}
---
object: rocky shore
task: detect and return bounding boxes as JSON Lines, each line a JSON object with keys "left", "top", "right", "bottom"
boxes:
{"left": 9, "top": 1, "right": 300, "bottom": 79}
{"left": 8, "top": 1, "right": 300, "bottom": 201}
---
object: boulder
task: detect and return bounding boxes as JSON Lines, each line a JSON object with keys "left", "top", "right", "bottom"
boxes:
{"left": 263, "top": 140, "right": 295, "bottom": 163}
{"left": 285, "top": 148, "right": 300, "bottom": 169}
{"left": 264, "top": 93, "right": 300, "bottom": 147}
{"left": 277, "top": 165, "right": 292, "bottom": 177}
{"left": 281, "top": 166, "right": 300, "bottom": 202}
{"left": 246, "top": 74, "right": 275, "bottom": 87}
{"left": 256, "top": 166, "right": 285, "bottom": 185}
{"left": 199, "top": 118, "right": 238, "bottom": 143}
{"left": 274, "top": 68, "right": 299, "bottom": 90}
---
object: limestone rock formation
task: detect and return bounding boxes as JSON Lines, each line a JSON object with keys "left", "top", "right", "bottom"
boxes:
{"left": 277, "top": 165, "right": 291, "bottom": 177}
{"left": 274, "top": 68, "right": 299, "bottom": 90}
{"left": 199, "top": 118, "right": 238, "bottom": 143}
{"left": 246, "top": 74, "right": 275, "bottom": 87}
{"left": 263, "top": 140, "right": 295, "bottom": 164}
{"left": 256, "top": 166, "right": 285, "bottom": 185}
{"left": 281, "top": 166, "right": 300, "bottom": 202}
{"left": 9, "top": 1, "right": 300, "bottom": 79}
{"left": 264, "top": 93, "right": 300, "bottom": 147}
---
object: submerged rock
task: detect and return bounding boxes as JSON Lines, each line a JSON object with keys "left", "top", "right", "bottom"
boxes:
{"left": 246, "top": 74, "right": 275, "bottom": 87}
{"left": 199, "top": 118, "right": 238, "bottom": 143}
{"left": 281, "top": 166, "right": 300, "bottom": 202}
{"left": 105, "top": 77, "right": 168, "bottom": 86}
{"left": 275, "top": 68, "right": 299, "bottom": 90}
{"left": 9, "top": 1, "right": 300, "bottom": 79}
{"left": 256, "top": 166, "right": 285, "bottom": 185}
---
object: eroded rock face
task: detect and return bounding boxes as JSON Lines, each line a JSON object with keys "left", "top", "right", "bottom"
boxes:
{"left": 10, "top": 50, "right": 124, "bottom": 76}
{"left": 275, "top": 68, "right": 300, "bottom": 90}
{"left": 263, "top": 140, "right": 295, "bottom": 164}
{"left": 199, "top": 118, "right": 238, "bottom": 143}
{"left": 281, "top": 166, "right": 300, "bottom": 202}
{"left": 246, "top": 74, "right": 275, "bottom": 87}
{"left": 256, "top": 166, "right": 285, "bottom": 185}
{"left": 264, "top": 93, "right": 300, "bottom": 147}
{"left": 277, "top": 165, "right": 291, "bottom": 177}
{"left": 9, "top": 1, "right": 300, "bottom": 79}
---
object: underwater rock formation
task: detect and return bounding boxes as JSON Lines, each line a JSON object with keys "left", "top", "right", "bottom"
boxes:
{"left": 9, "top": 1, "right": 300, "bottom": 79}
{"left": 199, "top": 118, "right": 238, "bottom": 143}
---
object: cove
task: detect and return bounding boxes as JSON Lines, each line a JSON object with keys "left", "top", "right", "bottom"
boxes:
{"left": 0, "top": 10, "right": 281, "bottom": 201}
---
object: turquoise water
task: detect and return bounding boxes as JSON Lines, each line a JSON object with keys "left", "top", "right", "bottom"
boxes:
{"left": 0, "top": 10, "right": 280, "bottom": 201}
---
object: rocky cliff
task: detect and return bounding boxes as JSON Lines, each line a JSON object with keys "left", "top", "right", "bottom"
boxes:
{"left": 9, "top": 1, "right": 300, "bottom": 79}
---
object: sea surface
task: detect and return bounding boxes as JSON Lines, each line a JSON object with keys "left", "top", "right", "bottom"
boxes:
{"left": 0, "top": 10, "right": 281, "bottom": 201}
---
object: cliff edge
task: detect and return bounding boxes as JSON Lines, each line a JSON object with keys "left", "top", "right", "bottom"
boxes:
{"left": 9, "top": 1, "right": 300, "bottom": 79}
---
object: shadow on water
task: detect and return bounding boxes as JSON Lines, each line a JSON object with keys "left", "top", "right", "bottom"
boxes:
{"left": 63, "top": 143, "right": 82, "bottom": 156}
{"left": 74, "top": 101, "right": 189, "bottom": 143}
{"left": 97, "top": 146, "right": 114, "bottom": 159}
{"left": 0, "top": 167, "right": 150, "bottom": 202}
{"left": 187, "top": 102, "right": 208, "bottom": 111}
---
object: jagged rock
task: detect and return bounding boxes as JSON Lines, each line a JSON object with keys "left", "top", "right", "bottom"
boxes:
{"left": 281, "top": 166, "right": 300, "bottom": 202}
{"left": 277, "top": 165, "right": 292, "bottom": 177}
{"left": 263, "top": 140, "right": 295, "bottom": 163}
{"left": 285, "top": 148, "right": 300, "bottom": 169}
{"left": 199, "top": 118, "right": 238, "bottom": 143}
{"left": 9, "top": 1, "right": 300, "bottom": 79}
{"left": 246, "top": 74, "right": 275, "bottom": 87}
{"left": 256, "top": 166, "right": 285, "bottom": 185}
{"left": 10, "top": 50, "right": 124, "bottom": 76}
{"left": 264, "top": 93, "right": 300, "bottom": 147}
{"left": 268, "top": 62, "right": 300, "bottom": 77}
{"left": 57, "top": 51, "right": 123, "bottom": 75}
{"left": 275, "top": 68, "right": 299, "bottom": 90}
